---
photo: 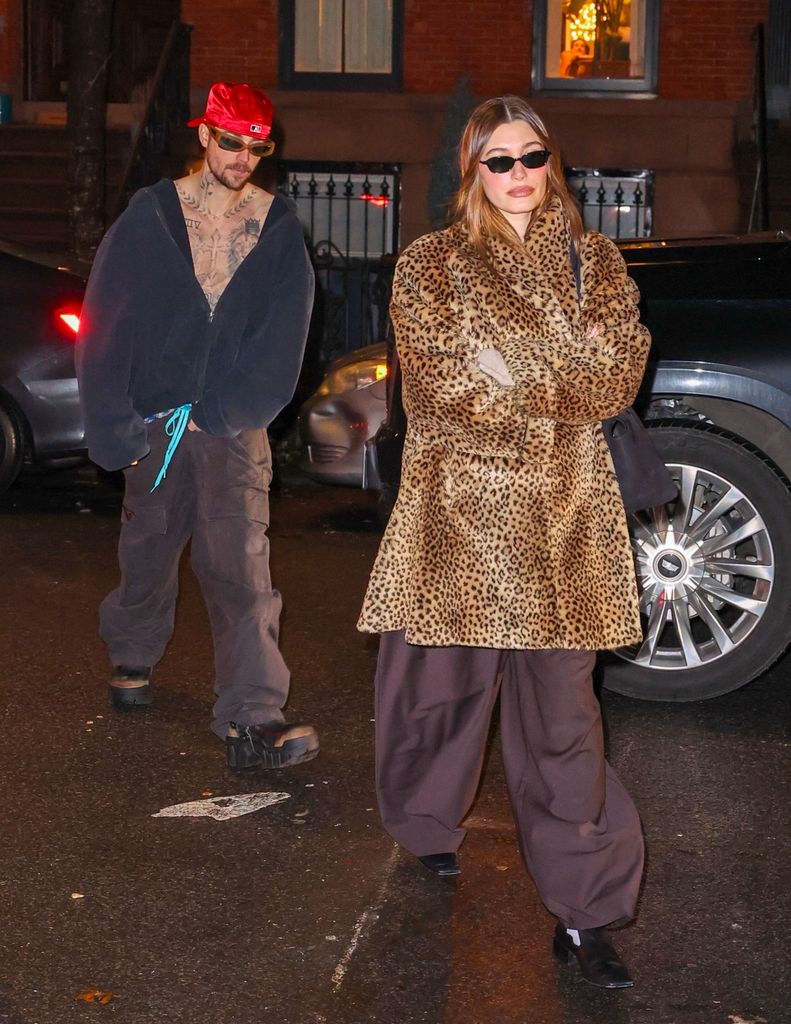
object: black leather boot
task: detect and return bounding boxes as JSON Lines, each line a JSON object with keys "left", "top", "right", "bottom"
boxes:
{"left": 226, "top": 722, "right": 319, "bottom": 770}
{"left": 417, "top": 852, "right": 461, "bottom": 876}
{"left": 552, "top": 923, "right": 634, "bottom": 989}
{"left": 109, "top": 666, "right": 153, "bottom": 709}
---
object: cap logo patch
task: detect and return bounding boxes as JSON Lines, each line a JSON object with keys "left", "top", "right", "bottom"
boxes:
{"left": 186, "top": 82, "right": 275, "bottom": 139}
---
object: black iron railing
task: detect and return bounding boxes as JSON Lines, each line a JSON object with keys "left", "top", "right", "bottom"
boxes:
{"left": 281, "top": 160, "right": 656, "bottom": 364}
{"left": 565, "top": 167, "right": 654, "bottom": 238}
{"left": 113, "top": 21, "right": 191, "bottom": 219}
{"left": 279, "top": 161, "right": 400, "bottom": 364}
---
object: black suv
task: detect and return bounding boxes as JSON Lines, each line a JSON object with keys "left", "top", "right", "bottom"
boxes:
{"left": 370, "top": 229, "right": 791, "bottom": 703}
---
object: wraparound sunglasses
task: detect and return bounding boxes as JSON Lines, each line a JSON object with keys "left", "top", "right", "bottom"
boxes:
{"left": 208, "top": 125, "right": 276, "bottom": 158}
{"left": 480, "top": 149, "right": 551, "bottom": 173}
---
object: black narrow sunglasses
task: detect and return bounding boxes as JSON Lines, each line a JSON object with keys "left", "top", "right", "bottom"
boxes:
{"left": 480, "top": 149, "right": 551, "bottom": 173}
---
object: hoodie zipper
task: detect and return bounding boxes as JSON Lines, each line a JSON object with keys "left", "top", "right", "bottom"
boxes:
{"left": 150, "top": 192, "right": 218, "bottom": 402}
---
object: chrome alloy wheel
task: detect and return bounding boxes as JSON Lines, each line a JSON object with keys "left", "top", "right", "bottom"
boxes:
{"left": 625, "top": 462, "right": 775, "bottom": 671}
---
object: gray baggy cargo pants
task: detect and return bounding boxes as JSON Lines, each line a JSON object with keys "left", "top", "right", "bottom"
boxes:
{"left": 99, "top": 421, "right": 289, "bottom": 738}
{"left": 374, "top": 631, "right": 645, "bottom": 930}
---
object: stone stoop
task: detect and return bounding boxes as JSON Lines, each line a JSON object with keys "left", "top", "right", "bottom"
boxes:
{"left": 0, "top": 124, "right": 130, "bottom": 251}
{"left": 0, "top": 124, "right": 200, "bottom": 252}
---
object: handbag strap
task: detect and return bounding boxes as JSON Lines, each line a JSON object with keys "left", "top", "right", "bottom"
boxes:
{"left": 569, "top": 236, "right": 581, "bottom": 303}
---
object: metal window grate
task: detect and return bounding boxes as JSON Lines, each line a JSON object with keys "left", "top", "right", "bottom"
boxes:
{"left": 565, "top": 167, "right": 654, "bottom": 238}
{"left": 278, "top": 162, "right": 400, "bottom": 364}
{"left": 279, "top": 162, "right": 399, "bottom": 260}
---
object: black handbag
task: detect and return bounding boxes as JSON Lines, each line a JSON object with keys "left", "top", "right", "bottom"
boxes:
{"left": 570, "top": 241, "right": 677, "bottom": 511}
{"left": 601, "top": 407, "right": 678, "bottom": 511}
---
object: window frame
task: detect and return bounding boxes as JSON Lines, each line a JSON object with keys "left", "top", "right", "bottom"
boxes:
{"left": 279, "top": 0, "right": 404, "bottom": 92}
{"left": 532, "top": 0, "right": 661, "bottom": 96}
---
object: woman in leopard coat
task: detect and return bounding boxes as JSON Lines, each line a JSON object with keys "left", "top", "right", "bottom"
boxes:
{"left": 358, "top": 96, "right": 649, "bottom": 989}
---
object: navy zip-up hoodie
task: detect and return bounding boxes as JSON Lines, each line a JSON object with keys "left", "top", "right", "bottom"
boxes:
{"left": 76, "top": 179, "right": 315, "bottom": 471}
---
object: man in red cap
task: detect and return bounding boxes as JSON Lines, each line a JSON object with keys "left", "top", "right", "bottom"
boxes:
{"left": 76, "top": 82, "right": 319, "bottom": 770}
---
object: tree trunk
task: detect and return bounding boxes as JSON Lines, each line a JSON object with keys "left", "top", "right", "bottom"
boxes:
{"left": 67, "top": 0, "right": 114, "bottom": 262}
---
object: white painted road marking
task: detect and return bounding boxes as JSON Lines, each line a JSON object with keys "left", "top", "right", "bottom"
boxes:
{"left": 331, "top": 845, "right": 399, "bottom": 991}
{"left": 152, "top": 792, "right": 291, "bottom": 821}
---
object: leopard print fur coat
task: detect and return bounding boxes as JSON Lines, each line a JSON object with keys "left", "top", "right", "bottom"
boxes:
{"left": 358, "top": 196, "right": 650, "bottom": 650}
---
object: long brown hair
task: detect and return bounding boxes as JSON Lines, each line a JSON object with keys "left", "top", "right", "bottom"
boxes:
{"left": 452, "top": 95, "right": 583, "bottom": 260}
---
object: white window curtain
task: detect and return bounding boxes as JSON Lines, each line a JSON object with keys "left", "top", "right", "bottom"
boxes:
{"left": 346, "top": 0, "right": 392, "bottom": 73}
{"left": 294, "top": 0, "right": 392, "bottom": 74}
{"left": 295, "top": 0, "right": 343, "bottom": 72}
{"left": 629, "top": 2, "right": 646, "bottom": 77}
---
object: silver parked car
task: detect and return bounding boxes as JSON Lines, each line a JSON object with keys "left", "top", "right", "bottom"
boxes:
{"left": 0, "top": 239, "right": 87, "bottom": 492}
{"left": 298, "top": 343, "right": 387, "bottom": 486}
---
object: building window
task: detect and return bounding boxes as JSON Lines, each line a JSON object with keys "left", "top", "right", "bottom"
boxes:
{"left": 279, "top": 0, "right": 403, "bottom": 91}
{"left": 533, "top": 0, "right": 660, "bottom": 94}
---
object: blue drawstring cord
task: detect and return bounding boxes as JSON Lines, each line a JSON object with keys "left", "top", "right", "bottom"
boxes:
{"left": 150, "top": 404, "right": 192, "bottom": 492}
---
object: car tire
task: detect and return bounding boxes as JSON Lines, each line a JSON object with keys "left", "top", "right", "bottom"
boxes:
{"left": 602, "top": 424, "right": 791, "bottom": 701}
{"left": 0, "top": 401, "right": 24, "bottom": 494}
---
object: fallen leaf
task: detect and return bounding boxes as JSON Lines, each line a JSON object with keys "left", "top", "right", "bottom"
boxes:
{"left": 495, "top": 865, "right": 509, "bottom": 871}
{"left": 74, "top": 988, "right": 113, "bottom": 1004}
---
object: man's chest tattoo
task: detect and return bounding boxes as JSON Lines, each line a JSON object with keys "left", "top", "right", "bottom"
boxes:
{"left": 182, "top": 213, "right": 263, "bottom": 310}
{"left": 174, "top": 183, "right": 271, "bottom": 311}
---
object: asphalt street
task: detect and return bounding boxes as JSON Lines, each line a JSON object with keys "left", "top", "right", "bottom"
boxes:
{"left": 0, "top": 465, "right": 789, "bottom": 1024}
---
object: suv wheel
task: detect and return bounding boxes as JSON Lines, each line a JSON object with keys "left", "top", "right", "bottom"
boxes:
{"left": 602, "top": 424, "right": 791, "bottom": 701}
{"left": 0, "top": 402, "right": 24, "bottom": 494}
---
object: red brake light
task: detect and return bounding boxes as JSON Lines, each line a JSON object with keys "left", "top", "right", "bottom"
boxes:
{"left": 56, "top": 308, "right": 81, "bottom": 337}
{"left": 360, "top": 193, "right": 390, "bottom": 208}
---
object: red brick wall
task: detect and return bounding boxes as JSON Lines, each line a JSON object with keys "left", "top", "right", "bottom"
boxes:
{"left": 0, "top": 0, "right": 14, "bottom": 89}
{"left": 403, "top": 0, "right": 533, "bottom": 95}
{"left": 182, "top": 0, "right": 767, "bottom": 102}
{"left": 659, "top": 0, "right": 768, "bottom": 101}
{"left": 182, "top": 0, "right": 278, "bottom": 88}
{"left": 182, "top": 0, "right": 533, "bottom": 93}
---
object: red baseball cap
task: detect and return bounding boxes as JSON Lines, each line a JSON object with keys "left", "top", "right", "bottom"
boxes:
{"left": 187, "top": 81, "right": 274, "bottom": 139}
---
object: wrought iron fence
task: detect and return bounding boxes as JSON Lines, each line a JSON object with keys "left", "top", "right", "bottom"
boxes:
{"left": 279, "top": 161, "right": 654, "bottom": 368}
{"left": 565, "top": 167, "right": 654, "bottom": 238}
{"left": 278, "top": 161, "right": 400, "bottom": 365}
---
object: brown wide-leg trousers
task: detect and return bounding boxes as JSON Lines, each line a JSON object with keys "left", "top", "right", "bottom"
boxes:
{"left": 99, "top": 421, "right": 290, "bottom": 739}
{"left": 374, "top": 631, "right": 644, "bottom": 930}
